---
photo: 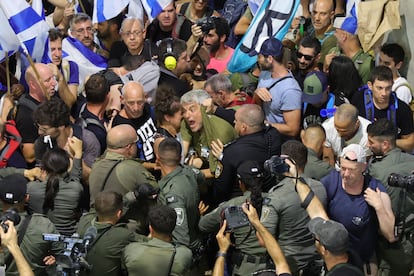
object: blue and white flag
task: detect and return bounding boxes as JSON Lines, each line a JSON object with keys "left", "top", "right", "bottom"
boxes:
{"left": 129, "top": 0, "right": 171, "bottom": 22}
{"left": 0, "top": 0, "right": 49, "bottom": 62}
{"left": 248, "top": 0, "right": 264, "bottom": 17}
{"left": 92, "top": 0, "right": 129, "bottom": 23}
{"left": 31, "top": 0, "right": 45, "bottom": 19}
{"left": 227, "top": 0, "right": 300, "bottom": 73}
{"left": 62, "top": 37, "right": 107, "bottom": 93}
{"left": 0, "top": 8, "right": 20, "bottom": 62}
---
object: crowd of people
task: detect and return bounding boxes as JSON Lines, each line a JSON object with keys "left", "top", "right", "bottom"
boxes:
{"left": 0, "top": 0, "right": 413, "bottom": 275}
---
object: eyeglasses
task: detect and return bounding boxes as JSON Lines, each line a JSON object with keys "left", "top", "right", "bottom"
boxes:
{"left": 122, "top": 30, "right": 142, "bottom": 37}
{"left": 72, "top": 27, "right": 95, "bottom": 35}
{"left": 296, "top": 51, "right": 314, "bottom": 61}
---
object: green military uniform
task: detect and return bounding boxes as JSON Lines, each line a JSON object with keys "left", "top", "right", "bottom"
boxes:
{"left": 199, "top": 191, "right": 268, "bottom": 275}
{"left": 89, "top": 151, "right": 158, "bottom": 234}
{"left": 261, "top": 176, "right": 327, "bottom": 274}
{"left": 122, "top": 237, "right": 192, "bottom": 276}
{"left": 158, "top": 165, "right": 201, "bottom": 250}
{"left": 2, "top": 211, "right": 63, "bottom": 276}
{"left": 368, "top": 148, "right": 414, "bottom": 276}
{"left": 181, "top": 107, "right": 237, "bottom": 174}
{"left": 77, "top": 214, "right": 141, "bottom": 276}
{"left": 312, "top": 26, "right": 336, "bottom": 65}
{"left": 304, "top": 148, "right": 332, "bottom": 180}
{"left": 328, "top": 47, "right": 374, "bottom": 84}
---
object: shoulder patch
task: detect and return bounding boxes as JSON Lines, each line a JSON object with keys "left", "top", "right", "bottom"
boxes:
{"left": 166, "top": 195, "right": 178, "bottom": 204}
{"left": 215, "top": 161, "right": 223, "bottom": 178}
{"left": 261, "top": 206, "right": 271, "bottom": 222}
{"left": 175, "top": 208, "right": 184, "bottom": 226}
{"left": 262, "top": 197, "right": 271, "bottom": 205}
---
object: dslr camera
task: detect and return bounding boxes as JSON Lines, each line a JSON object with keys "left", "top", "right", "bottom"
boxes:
{"left": 0, "top": 209, "right": 20, "bottom": 233}
{"left": 388, "top": 173, "right": 414, "bottom": 193}
{"left": 223, "top": 206, "right": 250, "bottom": 231}
{"left": 264, "top": 156, "right": 290, "bottom": 175}
{"left": 197, "top": 17, "right": 215, "bottom": 34}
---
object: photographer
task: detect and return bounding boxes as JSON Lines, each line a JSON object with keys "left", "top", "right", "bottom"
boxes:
{"left": 260, "top": 140, "right": 327, "bottom": 275}
{"left": 366, "top": 118, "right": 414, "bottom": 275}
{"left": 0, "top": 221, "right": 34, "bottom": 276}
{"left": 0, "top": 174, "right": 63, "bottom": 275}
{"left": 199, "top": 160, "right": 268, "bottom": 275}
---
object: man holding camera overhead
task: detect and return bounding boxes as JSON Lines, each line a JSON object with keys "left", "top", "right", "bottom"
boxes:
{"left": 366, "top": 119, "right": 414, "bottom": 276}
{"left": 260, "top": 140, "right": 327, "bottom": 275}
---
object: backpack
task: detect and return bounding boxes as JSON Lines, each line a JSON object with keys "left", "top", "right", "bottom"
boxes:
{"left": 75, "top": 103, "right": 106, "bottom": 133}
{"left": 363, "top": 87, "right": 398, "bottom": 125}
{"left": 394, "top": 82, "right": 414, "bottom": 121}
{"left": 220, "top": 0, "right": 248, "bottom": 48}
{"left": 0, "top": 120, "right": 22, "bottom": 168}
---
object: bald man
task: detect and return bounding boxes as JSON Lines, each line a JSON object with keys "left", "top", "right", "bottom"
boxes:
{"left": 213, "top": 104, "right": 282, "bottom": 206}
{"left": 112, "top": 81, "right": 158, "bottom": 162}
{"left": 322, "top": 103, "right": 371, "bottom": 165}
{"left": 89, "top": 124, "right": 157, "bottom": 234}
{"left": 16, "top": 63, "right": 58, "bottom": 165}
{"left": 302, "top": 124, "right": 333, "bottom": 180}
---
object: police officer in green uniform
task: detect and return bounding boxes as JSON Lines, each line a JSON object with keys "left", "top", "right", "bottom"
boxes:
{"left": 77, "top": 191, "right": 140, "bottom": 276}
{"left": 199, "top": 160, "right": 269, "bottom": 275}
{"left": 0, "top": 174, "right": 63, "bottom": 276}
{"left": 366, "top": 119, "right": 414, "bottom": 276}
{"left": 260, "top": 141, "right": 327, "bottom": 275}
{"left": 122, "top": 205, "right": 192, "bottom": 275}
{"left": 89, "top": 124, "right": 158, "bottom": 234}
{"left": 156, "top": 138, "right": 202, "bottom": 252}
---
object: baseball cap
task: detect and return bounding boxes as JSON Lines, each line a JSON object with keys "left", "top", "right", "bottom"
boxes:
{"left": 308, "top": 217, "right": 349, "bottom": 254}
{"left": 237, "top": 160, "right": 263, "bottom": 180}
{"left": 302, "top": 71, "right": 328, "bottom": 105}
{"left": 249, "top": 37, "right": 283, "bottom": 57}
{"left": 340, "top": 144, "right": 366, "bottom": 163}
{"left": 333, "top": 10, "right": 357, "bottom": 35}
{"left": 0, "top": 174, "right": 28, "bottom": 204}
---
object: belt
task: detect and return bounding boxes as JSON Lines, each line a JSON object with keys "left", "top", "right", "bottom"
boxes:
{"left": 232, "top": 251, "right": 268, "bottom": 265}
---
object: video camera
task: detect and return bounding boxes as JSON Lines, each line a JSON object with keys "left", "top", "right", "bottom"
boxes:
{"left": 43, "top": 226, "right": 97, "bottom": 276}
{"left": 0, "top": 209, "right": 20, "bottom": 233}
{"left": 222, "top": 205, "right": 250, "bottom": 231}
{"left": 197, "top": 17, "right": 215, "bottom": 34}
{"left": 264, "top": 156, "right": 290, "bottom": 176}
{"left": 388, "top": 173, "right": 414, "bottom": 193}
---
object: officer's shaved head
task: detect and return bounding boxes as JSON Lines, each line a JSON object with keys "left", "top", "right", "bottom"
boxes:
{"left": 301, "top": 124, "right": 326, "bottom": 154}
{"left": 236, "top": 104, "right": 265, "bottom": 133}
{"left": 107, "top": 124, "right": 138, "bottom": 149}
{"left": 157, "top": 137, "right": 181, "bottom": 167}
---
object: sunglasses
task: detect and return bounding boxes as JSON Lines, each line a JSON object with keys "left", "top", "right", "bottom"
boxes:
{"left": 296, "top": 51, "right": 314, "bottom": 61}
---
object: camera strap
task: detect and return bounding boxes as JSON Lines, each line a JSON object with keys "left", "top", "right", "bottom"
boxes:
{"left": 100, "top": 160, "right": 123, "bottom": 192}
{"left": 266, "top": 75, "right": 292, "bottom": 91}
{"left": 395, "top": 189, "right": 407, "bottom": 239}
{"left": 4, "top": 214, "right": 32, "bottom": 269}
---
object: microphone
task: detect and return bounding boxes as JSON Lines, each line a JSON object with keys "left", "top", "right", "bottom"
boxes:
{"left": 82, "top": 226, "right": 97, "bottom": 251}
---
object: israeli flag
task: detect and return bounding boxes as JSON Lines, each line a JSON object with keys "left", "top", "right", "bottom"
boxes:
{"left": 0, "top": 8, "right": 20, "bottom": 62}
{"left": 92, "top": 0, "right": 130, "bottom": 23}
{"left": 248, "top": 0, "right": 264, "bottom": 16}
{"left": 31, "top": 0, "right": 45, "bottom": 19}
{"left": 227, "top": 0, "right": 300, "bottom": 73}
{"left": 0, "top": 0, "right": 49, "bottom": 62}
{"left": 128, "top": 0, "right": 171, "bottom": 22}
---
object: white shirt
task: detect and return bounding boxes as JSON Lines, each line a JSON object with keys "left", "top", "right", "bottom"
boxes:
{"left": 393, "top": 77, "right": 412, "bottom": 105}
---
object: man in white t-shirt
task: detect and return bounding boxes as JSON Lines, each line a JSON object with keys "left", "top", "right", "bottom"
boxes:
{"left": 322, "top": 103, "right": 371, "bottom": 164}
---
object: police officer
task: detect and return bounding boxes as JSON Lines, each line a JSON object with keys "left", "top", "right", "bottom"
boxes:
{"left": 213, "top": 104, "right": 282, "bottom": 206}
{"left": 122, "top": 205, "right": 192, "bottom": 275}
{"left": 199, "top": 160, "right": 269, "bottom": 275}
{"left": 0, "top": 174, "right": 63, "bottom": 275}
{"left": 77, "top": 191, "right": 139, "bottom": 276}
{"left": 155, "top": 137, "right": 202, "bottom": 253}
{"left": 366, "top": 119, "right": 414, "bottom": 276}
{"left": 89, "top": 124, "right": 158, "bottom": 234}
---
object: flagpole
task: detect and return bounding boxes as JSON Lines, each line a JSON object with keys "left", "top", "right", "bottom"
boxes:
{"left": 21, "top": 45, "right": 50, "bottom": 101}
{"left": 5, "top": 55, "right": 10, "bottom": 94}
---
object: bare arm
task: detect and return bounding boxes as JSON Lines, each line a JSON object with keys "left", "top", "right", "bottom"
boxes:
{"left": 396, "top": 133, "right": 414, "bottom": 153}
{"left": 364, "top": 188, "right": 396, "bottom": 242}
{"left": 242, "top": 204, "right": 291, "bottom": 275}
{"left": 0, "top": 222, "right": 34, "bottom": 276}
{"left": 269, "top": 109, "right": 301, "bottom": 137}
{"left": 234, "top": 14, "right": 251, "bottom": 36}
{"left": 212, "top": 221, "right": 231, "bottom": 276}
{"left": 21, "top": 143, "right": 35, "bottom": 164}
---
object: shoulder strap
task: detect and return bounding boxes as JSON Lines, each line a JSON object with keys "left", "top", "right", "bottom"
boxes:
{"left": 179, "top": 2, "right": 189, "bottom": 15}
{"left": 173, "top": 14, "right": 186, "bottom": 39}
{"left": 101, "top": 159, "right": 123, "bottom": 192}
{"left": 5, "top": 215, "right": 32, "bottom": 268}
{"left": 18, "top": 95, "right": 38, "bottom": 112}
{"left": 266, "top": 75, "right": 292, "bottom": 91}
{"left": 363, "top": 88, "right": 374, "bottom": 122}
{"left": 166, "top": 245, "right": 176, "bottom": 276}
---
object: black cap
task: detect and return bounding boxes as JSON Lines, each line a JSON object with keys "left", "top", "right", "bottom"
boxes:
{"left": 0, "top": 174, "right": 28, "bottom": 204}
{"left": 237, "top": 160, "right": 263, "bottom": 179}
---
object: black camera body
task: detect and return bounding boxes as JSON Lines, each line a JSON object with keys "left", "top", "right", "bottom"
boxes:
{"left": 223, "top": 206, "right": 250, "bottom": 230}
{"left": 0, "top": 209, "right": 21, "bottom": 233}
{"left": 388, "top": 173, "right": 414, "bottom": 193}
{"left": 264, "top": 156, "right": 290, "bottom": 175}
{"left": 197, "top": 17, "right": 215, "bottom": 34}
